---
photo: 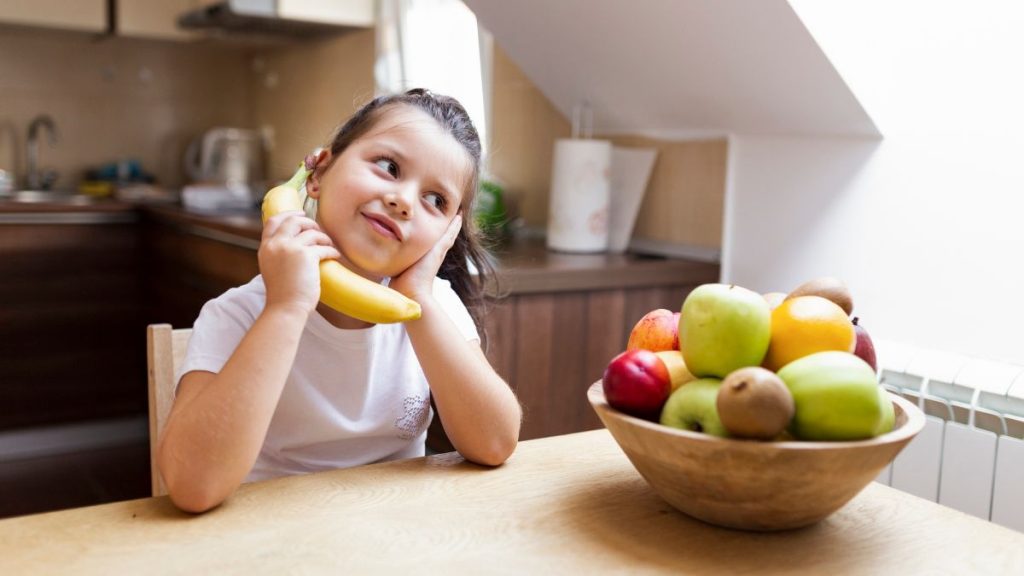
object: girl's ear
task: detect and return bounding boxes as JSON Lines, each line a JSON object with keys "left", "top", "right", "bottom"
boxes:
{"left": 305, "top": 149, "right": 333, "bottom": 200}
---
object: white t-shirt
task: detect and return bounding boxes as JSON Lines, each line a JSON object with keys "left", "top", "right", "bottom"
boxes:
{"left": 177, "top": 275, "right": 479, "bottom": 482}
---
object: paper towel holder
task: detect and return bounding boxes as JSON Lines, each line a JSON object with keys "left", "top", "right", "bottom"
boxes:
{"left": 571, "top": 100, "right": 595, "bottom": 140}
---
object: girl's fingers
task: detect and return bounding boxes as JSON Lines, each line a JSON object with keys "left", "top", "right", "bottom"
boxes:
{"left": 441, "top": 214, "right": 463, "bottom": 250}
{"left": 295, "top": 228, "right": 335, "bottom": 247}
{"left": 311, "top": 245, "right": 342, "bottom": 262}
{"left": 262, "top": 210, "right": 305, "bottom": 236}
{"left": 265, "top": 212, "right": 321, "bottom": 242}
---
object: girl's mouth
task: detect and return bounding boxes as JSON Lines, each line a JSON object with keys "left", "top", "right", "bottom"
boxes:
{"left": 363, "top": 213, "right": 402, "bottom": 241}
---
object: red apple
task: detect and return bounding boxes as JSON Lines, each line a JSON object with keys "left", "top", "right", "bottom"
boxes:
{"left": 852, "top": 317, "right": 878, "bottom": 373}
{"left": 626, "top": 308, "right": 680, "bottom": 352}
{"left": 602, "top": 349, "right": 672, "bottom": 419}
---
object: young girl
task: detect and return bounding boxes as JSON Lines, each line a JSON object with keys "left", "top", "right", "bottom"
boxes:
{"left": 158, "top": 89, "right": 522, "bottom": 513}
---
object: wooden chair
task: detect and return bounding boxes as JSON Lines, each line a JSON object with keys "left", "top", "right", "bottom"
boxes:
{"left": 146, "top": 324, "right": 192, "bottom": 497}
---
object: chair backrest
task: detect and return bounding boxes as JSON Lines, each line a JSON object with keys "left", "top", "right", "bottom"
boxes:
{"left": 146, "top": 324, "right": 192, "bottom": 497}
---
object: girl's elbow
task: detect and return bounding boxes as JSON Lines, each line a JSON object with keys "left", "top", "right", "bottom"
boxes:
{"left": 165, "top": 475, "right": 230, "bottom": 514}
{"left": 467, "top": 435, "right": 518, "bottom": 467}
{"left": 158, "top": 447, "right": 230, "bottom": 513}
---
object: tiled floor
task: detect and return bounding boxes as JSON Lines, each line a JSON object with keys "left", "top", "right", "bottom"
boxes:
{"left": 0, "top": 439, "right": 150, "bottom": 519}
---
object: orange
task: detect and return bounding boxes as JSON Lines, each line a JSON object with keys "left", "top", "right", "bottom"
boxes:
{"left": 763, "top": 295, "right": 855, "bottom": 372}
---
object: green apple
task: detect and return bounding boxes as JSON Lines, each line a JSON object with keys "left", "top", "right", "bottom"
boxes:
{"left": 776, "top": 351, "right": 885, "bottom": 440}
{"left": 679, "top": 284, "right": 771, "bottom": 378}
{"left": 875, "top": 387, "right": 896, "bottom": 435}
{"left": 659, "top": 378, "right": 728, "bottom": 437}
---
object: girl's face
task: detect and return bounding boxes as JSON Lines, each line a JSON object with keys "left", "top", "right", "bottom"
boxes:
{"left": 308, "top": 105, "right": 471, "bottom": 280}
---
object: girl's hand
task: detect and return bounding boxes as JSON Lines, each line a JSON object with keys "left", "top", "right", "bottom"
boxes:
{"left": 259, "top": 211, "right": 340, "bottom": 314}
{"left": 390, "top": 214, "right": 463, "bottom": 301}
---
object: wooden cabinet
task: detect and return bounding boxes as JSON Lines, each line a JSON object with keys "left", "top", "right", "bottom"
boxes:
{"left": 480, "top": 284, "right": 702, "bottom": 442}
{"left": 0, "top": 208, "right": 144, "bottom": 430}
{"left": 117, "top": 0, "right": 204, "bottom": 41}
{"left": 142, "top": 211, "right": 259, "bottom": 329}
{"left": 0, "top": 0, "right": 106, "bottom": 33}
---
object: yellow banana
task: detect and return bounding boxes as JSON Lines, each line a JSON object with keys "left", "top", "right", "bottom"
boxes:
{"left": 261, "top": 163, "right": 422, "bottom": 324}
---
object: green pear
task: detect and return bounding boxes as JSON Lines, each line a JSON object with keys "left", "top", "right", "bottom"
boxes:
{"left": 659, "top": 378, "right": 728, "bottom": 437}
{"left": 679, "top": 284, "right": 771, "bottom": 378}
{"left": 777, "top": 351, "right": 885, "bottom": 441}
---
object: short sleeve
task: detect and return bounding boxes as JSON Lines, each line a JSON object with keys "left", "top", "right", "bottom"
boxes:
{"left": 175, "top": 278, "right": 265, "bottom": 388}
{"left": 431, "top": 277, "right": 479, "bottom": 342}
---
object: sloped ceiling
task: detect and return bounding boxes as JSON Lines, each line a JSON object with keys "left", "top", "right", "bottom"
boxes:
{"left": 464, "top": 0, "right": 879, "bottom": 138}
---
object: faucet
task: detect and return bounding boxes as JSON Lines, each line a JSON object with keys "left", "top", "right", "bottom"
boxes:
{"left": 26, "top": 114, "right": 59, "bottom": 190}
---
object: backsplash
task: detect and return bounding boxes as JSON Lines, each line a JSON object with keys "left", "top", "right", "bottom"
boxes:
{"left": 248, "top": 29, "right": 376, "bottom": 182}
{"left": 0, "top": 27, "right": 254, "bottom": 190}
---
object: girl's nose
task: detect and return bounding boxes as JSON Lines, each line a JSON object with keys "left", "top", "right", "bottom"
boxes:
{"left": 385, "top": 186, "right": 414, "bottom": 218}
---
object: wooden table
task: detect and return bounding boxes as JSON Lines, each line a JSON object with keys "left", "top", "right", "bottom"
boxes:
{"left": 2, "top": 430, "right": 1021, "bottom": 574}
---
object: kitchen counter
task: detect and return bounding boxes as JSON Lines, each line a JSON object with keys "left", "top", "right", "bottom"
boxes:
{"left": 1, "top": 429, "right": 1021, "bottom": 574}
{"left": 140, "top": 203, "right": 720, "bottom": 294}
{"left": 0, "top": 197, "right": 137, "bottom": 223}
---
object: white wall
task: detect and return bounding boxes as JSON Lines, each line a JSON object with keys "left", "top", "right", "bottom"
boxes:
{"left": 723, "top": 1, "right": 1024, "bottom": 364}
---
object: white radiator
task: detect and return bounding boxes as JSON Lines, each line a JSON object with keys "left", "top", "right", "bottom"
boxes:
{"left": 873, "top": 340, "right": 1024, "bottom": 533}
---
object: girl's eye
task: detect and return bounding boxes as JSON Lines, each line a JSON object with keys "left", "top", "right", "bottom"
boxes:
{"left": 374, "top": 157, "right": 398, "bottom": 178}
{"left": 425, "top": 192, "right": 447, "bottom": 211}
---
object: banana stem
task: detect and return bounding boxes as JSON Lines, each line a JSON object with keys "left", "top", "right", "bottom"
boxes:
{"left": 283, "top": 163, "right": 312, "bottom": 191}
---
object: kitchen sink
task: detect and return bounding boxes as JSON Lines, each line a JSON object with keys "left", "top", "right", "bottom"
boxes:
{"left": 0, "top": 190, "right": 99, "bottom": 205}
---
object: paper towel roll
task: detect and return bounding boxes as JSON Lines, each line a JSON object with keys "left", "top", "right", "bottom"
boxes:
{"left": 546, "top": 139, "right": 612, "bottom": 253}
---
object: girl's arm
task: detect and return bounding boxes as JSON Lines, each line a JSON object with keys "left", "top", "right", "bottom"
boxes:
{"left": 405, "top": 300, "right": 521, "bottom": 466}
{"left": 157, "top": 212, "right": 338, "bottom": 513}
{"left": 392, "top": 215, "right": 521, "bottom": 465}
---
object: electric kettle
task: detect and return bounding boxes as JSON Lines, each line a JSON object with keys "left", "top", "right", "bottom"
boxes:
{"left": 184, "top": 127, "right": 265, "bottom": 186}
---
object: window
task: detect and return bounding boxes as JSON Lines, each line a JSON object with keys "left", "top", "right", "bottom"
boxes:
{"left": 375, "top": 0, "right": 491, "bottom": 157}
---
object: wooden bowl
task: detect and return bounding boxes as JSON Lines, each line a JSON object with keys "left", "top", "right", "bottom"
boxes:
{"left": 587, "top": 381, "right": 925, "bottom": 531}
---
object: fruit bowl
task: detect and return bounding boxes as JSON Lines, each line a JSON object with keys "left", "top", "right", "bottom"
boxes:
{"left": 587, "top": 381, "right": 925, "bottom": 531}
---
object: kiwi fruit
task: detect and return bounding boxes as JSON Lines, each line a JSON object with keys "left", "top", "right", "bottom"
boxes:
{"left": 716, "top": 367, "right": 795, "bottom": 440}
{"left": 786, "top": 277, "right": 854, "bottom": 316}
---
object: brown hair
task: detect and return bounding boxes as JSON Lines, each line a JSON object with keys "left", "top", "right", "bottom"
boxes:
{"left": 315, "top": 88, "right": 496, "bottom": 340}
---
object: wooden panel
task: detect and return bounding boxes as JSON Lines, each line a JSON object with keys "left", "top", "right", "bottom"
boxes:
{"left": 623, "top": 287, "right": 667, "bottom": 335}
{"left": 547, "top": 293, "right": 588, "bottom": 437}
{"left": 513, "top": 294, "right": 555, "bottom": 440}
{"left": 0, "top": 221, "right": 145, "bottom": 430}
{"left": 482, "top": 297, "right": 516, "bottom": 384}
{"left": 147, "top": 226, "right": 258, "bottom": 289}
{"left": 582, "top": 289, "right": 627, "bottom": 430}
{"left": 143, "top": 221, "right": 260, "bottom": 329}
{"left": 0, "top": 270, "right": 138, "bottom": 305}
